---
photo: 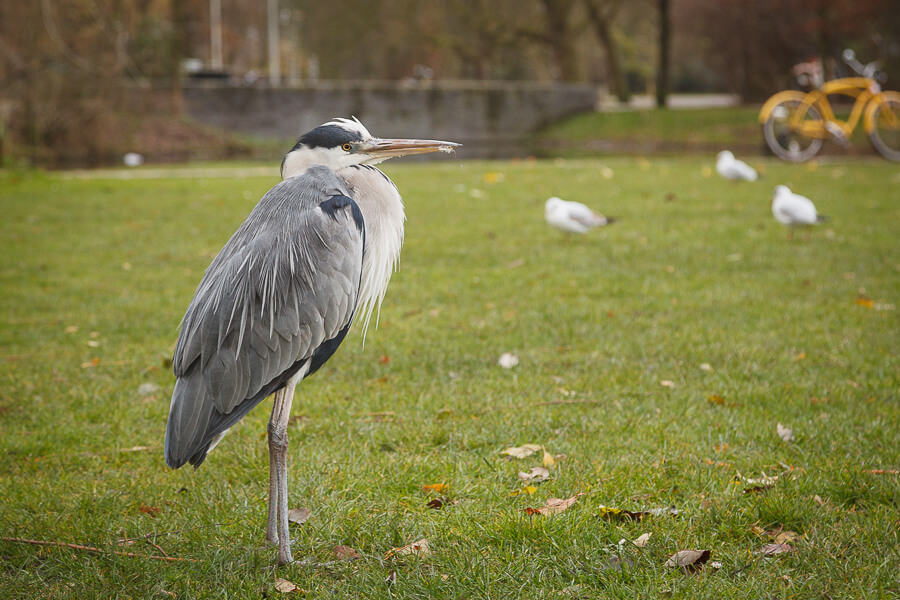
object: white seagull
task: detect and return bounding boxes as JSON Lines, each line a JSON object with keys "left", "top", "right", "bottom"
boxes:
{"left": 771, "top": 185, "right": 827, "bottom": 240}
{"left": 716, "top": 150, "right": 758, "bottom": 182}
{"left": 545, "top": 196, "right": 614, "bottom": 234}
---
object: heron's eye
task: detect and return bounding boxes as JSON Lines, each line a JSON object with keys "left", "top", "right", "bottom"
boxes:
{"left": 341, "top": 143, "right": 352, "bottom": 152}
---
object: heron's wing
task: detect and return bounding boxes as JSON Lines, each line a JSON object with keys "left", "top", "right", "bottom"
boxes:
{"left": 166, "top": 167, "right": 364, "bottom": 468}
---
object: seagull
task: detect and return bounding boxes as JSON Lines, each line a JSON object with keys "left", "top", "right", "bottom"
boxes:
{"left": 716, "top": 150, "right": 758, "bottom": 182}
{"left": 771, "top": 185, "right": 827, "bottom": 240}
{"left": 545, "top": 196, "right": 614, "bottom": 234}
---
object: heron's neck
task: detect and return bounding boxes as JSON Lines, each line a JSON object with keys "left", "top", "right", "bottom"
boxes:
{"left": 338, "top": 164, "right": 406, "bottom": 337}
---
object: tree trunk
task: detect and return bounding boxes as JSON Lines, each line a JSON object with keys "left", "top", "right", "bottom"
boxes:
{"left": 655, "top": 0, "right": 670, "bottom": 108}
{"left": 584, "top": 0, "right": 630, "bottom": 103}
{"left": 539, "top": 0, "right": 580, "bottom": 81}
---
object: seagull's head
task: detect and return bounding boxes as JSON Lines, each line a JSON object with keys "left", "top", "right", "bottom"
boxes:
{"left": 716, "top": 150, "right": 734, "bottom": 163}
{"left": 281, "top": 117, "right": 461, "bottom": 179}
{"left": 773, "top": 185, "right": 791, "bottom": 198}
{"left": 545, "top": 197, "right": 564, "bottom": 218}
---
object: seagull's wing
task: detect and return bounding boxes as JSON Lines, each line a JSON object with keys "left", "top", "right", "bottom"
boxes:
{"left": 776, "top": 192, "right": 818, "bottom": 225}
{"left": 732, "top": 159, "right": 758, "bottom": 181}
{"left": 165, "top": 166, "right": 365, "bottom": 469}
{"left": 564, "top": 200, "right": 606, "bottom": 228}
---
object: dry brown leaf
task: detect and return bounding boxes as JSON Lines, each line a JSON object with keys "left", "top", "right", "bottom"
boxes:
{"left": 743, "top": 484, "right": 774, "bottom": 494}
{"left": 518, "top": 467, "right": 550, "bottom": 483}
{"left": 422, "top": 483, "right": 448, "bottom": 494}
{"left": 287, "top": 507, "right": 310, "bottom": 525}
{"left": 501, "top": 444, "right": 542, "bottom": 459}
{"left": 595, "top": 505, "right": 649, "bottom": 521}
{"left": 525, "top": 494, "right": 582, "bottom": 516}
{"left": 777, "top": 423, "right": 794, "bottom": 442}
{"left": 756, "top": 543, "right": 795, "bottom": 556}
{"left": 385, "top": 570, "right": 397, "bottom": 585}
{"left": 386, "top": 538, "right": 430, "bottom": 559}
{"left": 138, "top": 504, "right": 161, "bottom": 517}
{"left": 664, "top": 549, "right": 711, "bottom": 571}
{"left": 707, "top": 394, "right": 725, "bottom": 405}
{"left": 333, "top": 545, "right": 360, "bottom": 561}
{"left": 633, "top": 532, "right": 652, "bottom": 548}
{"left": 274, "top": 578, "right": 300, "bottom": 593}
{"left": 813, "top": 494, "right": 825, "bottom": 506}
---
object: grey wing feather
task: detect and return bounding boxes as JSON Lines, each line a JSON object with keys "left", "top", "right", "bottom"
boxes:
{"left": 165, "top": 166, "right": 364, "bottom": 469}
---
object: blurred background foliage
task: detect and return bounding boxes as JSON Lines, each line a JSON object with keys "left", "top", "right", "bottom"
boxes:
{"left": 0, "top": 0, "right": 897, "bottom": 165}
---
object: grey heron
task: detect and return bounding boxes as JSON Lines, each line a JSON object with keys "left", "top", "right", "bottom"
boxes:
{"left": 771, "top": 184, "right": 827, "bottom": 240}
{"left": 164, "top": 117, "right": 460, "bottom": 565}
{"left": 544, "top": 196, "right": 614, "bottom": 234}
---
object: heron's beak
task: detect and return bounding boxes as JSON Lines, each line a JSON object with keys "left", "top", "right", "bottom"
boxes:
{"left": 360, "top": 138, "right": 461, "bottom": 161}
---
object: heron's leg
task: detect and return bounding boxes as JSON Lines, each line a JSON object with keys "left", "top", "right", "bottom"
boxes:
{"left": 267, "top": 383, "right": 297, "bottom": 565}
{"left": 266, "top": 388, "right": 286, "bottom": 547}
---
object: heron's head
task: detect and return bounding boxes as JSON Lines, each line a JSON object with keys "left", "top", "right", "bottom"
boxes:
{"left": 281, "top": 117, "right": 461, "bottom": 179}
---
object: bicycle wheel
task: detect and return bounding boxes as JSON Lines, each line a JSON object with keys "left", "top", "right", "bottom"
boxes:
{"left": 762, "top": 98, "right": 824, "bottom": 162}
{"left": 868, "top": 92, "right": 900, "bottom": 161}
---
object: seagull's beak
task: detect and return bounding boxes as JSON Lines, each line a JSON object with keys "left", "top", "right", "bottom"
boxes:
{"left": 359, "top": 138, "right": 461, "bottom": 161}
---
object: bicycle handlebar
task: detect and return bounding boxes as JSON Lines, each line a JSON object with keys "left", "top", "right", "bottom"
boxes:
{"left": 842, "top": 49, "right": 879, "bottom": 78}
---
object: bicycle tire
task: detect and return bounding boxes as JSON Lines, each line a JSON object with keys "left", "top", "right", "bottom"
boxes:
{"left": 762, "top": 98, "right": 824, "bottom": 162}
{"left": 868, "top": 92, "right": 900, "bottom": 161}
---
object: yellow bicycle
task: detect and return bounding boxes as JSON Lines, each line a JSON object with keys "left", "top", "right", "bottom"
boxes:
{"left": 759, "top": 50, "right": 900, "bottom": 162}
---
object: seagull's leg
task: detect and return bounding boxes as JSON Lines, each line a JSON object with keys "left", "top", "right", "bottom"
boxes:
{"left": 267, "top": 382, "right": 298, "bottom": 565}
{"left": 787, "top": 228, "right": 794, "bottom": 242}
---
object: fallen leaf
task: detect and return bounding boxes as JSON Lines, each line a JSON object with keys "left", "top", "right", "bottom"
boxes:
{"left": 743, "top": 484, "right": 774, "bottom": 494}
{"left": 510, "top": 485, "right": 537, "bottom": 496}
{"left": 707, "top": 394, "right": 725, "bottom": 405}
{"left": 659, "top": 380, "right": 675, "bottom": 388}
{"left": 595, "top": 505, "right": 648, "bottom": 521}
{"left": 426, "top": 497, "right": 446, "bottom": 509}
{"left": 856, "top": 297, "right": 874, "bottom": 308}
{"left": 518, "top": 467, "right": 550, "bottom": 483}
{"left": 773, "top": 531, "right": 799, "bottom": 544}
{"left": 333, "top": 545, "right": 360, "bottom": 561}
{"left": 422, "top": 483, "right": 448, "bottom": 494}
{"left": 378, "top": 355, "right": 390, "bottom": 364}
{"left": 287, "top": 507, "right": 311, "bottom": 525}
{"left": 138, "top": 504, "right": 161, "bottom": 517}
{"left": 664, "top": 549, "right": 711, "bottom": 571}
{"left": 81, "top": 357, "right": 101, "bottom": 368}
{"left": 755, "top": 543, "right": 795, "bottom": 556}
{"left": 501, "top": 444, "right": 543, "bottom": 459}
{"left": 525, "top": 494, "right": 582, "bottom": 516}
{"left": 274, "top": 578, "right": 300, "bottom": 593}
{"left": 699, "top": 363, "right": 713, "bottom": 371}
{"left": 863, "top": 469, "right": 900, "bottom": 475}
{"left": 777, "top": 423, "right": 794, "bottom": 442}
{"left": 498, "top": 352, "right": 519, "bottom": 369}
{"left": 385, "top": 570, "right": 397, "bottom": 585}
{"left": 542, "top": 449, "right": 556, "bottom": 468}
{"left": 813, "top": 494, "right": 825, "bottom": 506}
{"left": 647, "top": 506, "right": 682, "bottom": 517}
{"left": 64, "top": 325, "right": 79, "bottom": 333}
{"left": 633, "top": 532, "right": 652, "bottom": 548}
{"left": 386, "top": 538, "right": 430, "bottom": 559}
{"left": 137, "top": 382, "right": 161, "bottom": 397}
{"left": 792, "top": 352, "right": 806, "bottom": 362}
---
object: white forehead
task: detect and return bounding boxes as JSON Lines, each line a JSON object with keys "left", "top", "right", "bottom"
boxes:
{"left": 322, "top": 117, "right": 373, "bottom": 140}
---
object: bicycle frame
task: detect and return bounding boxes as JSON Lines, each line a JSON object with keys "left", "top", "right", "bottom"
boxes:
{"left": 758, "top": 77, "right": 881, "bottom": 138}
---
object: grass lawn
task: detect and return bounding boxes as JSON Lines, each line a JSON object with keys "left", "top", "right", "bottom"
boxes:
{"left": 1, "top": 156, "right": 899, "bottom": 598}
{"left": 534, "top": 106, "right": 879, "bottom": 158}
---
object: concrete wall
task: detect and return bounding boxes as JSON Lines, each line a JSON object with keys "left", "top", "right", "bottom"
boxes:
{"left": 183, "top": 81, "right": 598, "bottom": 157}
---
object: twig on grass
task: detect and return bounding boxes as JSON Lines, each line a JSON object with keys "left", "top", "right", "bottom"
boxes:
{"left": 0, "top": 536, "right": 194, "bottom": 562}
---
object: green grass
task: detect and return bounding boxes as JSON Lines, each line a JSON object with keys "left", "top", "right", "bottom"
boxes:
{"left": 1, "top": 156, "right": 899, "bottom": 599}
{"left": 536, "top": 107, "right": 766, "bottom": 154}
